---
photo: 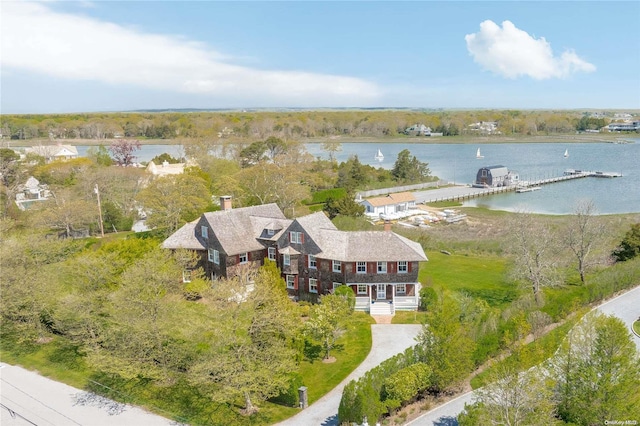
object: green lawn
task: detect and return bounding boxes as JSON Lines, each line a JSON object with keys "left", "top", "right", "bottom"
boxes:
{"left": 634, "top": 320, "right": 640, "bottom": 336}
{"left": 392, "top": 311, "right": 428, "bottom": 324}
{"left": 0, "top": 312, "right": 375, "bottom": 426}
{"left": 420, "top": 251, "right": 518, "bottom": 307}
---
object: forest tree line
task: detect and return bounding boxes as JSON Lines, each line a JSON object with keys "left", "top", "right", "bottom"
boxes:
{"left": 0, "top": 109, "right": 632, "bottom": 141}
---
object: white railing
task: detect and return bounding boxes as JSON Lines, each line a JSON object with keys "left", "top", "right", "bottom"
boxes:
{"left": 394, "top": 295, "right": 419, "bottom": 310}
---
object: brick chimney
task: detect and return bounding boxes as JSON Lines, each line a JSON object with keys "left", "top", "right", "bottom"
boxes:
{"left": 383, "top": 219, "right": 392, "bottom": 232}
{"left": 220, "top": 195, "right": 232, "bottom": 211}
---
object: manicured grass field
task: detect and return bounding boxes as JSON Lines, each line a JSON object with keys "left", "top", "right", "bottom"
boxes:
{"left": 634, "top": 320, "right": 640, "bottom": 336}
{"left": 420, "top": 251, "right": 518, "bottom": 307}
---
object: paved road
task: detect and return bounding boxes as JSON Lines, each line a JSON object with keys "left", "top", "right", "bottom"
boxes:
{"left": 0, "top": 363, "right": 175, "bottom": 426}
{"left": 407, "top": 285, "right": 640, "bottom": 426}
{"left": 277, "top": 324, "right": 422, "bottom": 426}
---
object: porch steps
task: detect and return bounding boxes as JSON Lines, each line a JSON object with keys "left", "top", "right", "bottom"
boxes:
{"left": 370, "top": 300, "right": 394, "bottom": 316}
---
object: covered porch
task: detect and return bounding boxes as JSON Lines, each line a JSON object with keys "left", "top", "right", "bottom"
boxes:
{"left": 352, "top": 282, "right": 421, "bottom": 315}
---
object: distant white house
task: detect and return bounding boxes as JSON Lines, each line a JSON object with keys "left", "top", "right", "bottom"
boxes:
{"left": 360, "top": 192, "right": 417, "bottom": 217}
{"left": 15, "top": 176, "right": 51, "bottom": 210}
{"left": 603, "top": 121, "right": 640, "bottom": 132}
{"left": 404, "top": 124, "right": 437, "bottom": 136}
{"left": 468, "top": 121, "right": 501, "bottom": 135}
{"left": 146, "top": 160, "right": 185, "bottom": 177}
{"left": 25, "top": 144, "right": 78, "bottom": 163}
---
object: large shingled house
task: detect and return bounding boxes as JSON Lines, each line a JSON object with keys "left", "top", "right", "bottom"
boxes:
{"left": 163, "top": 197, "right": 428, "bottom": 314}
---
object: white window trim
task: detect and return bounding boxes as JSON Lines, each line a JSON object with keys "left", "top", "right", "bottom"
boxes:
{"left": 268, "top": 247, "right": 276, "bottom": 261}
{"left": 213, "top": 249, "right": 220, "bottom": 265}
{"left": 208, "top": 248, "right": 214, "bottom": 262}
{"left": 333, "top": 282, "right": 342, "bottom": 290}
{"left": 286, "top": 275, "right": 295, "bottom": 289}
{"left": 398, "top": 261, "right": 408, "bottom": 273}
{"left": 396, "top": 284, "right": 406, "bottom": 295}
{"left": 267, "top": 228, "right": 275, "bottom": 236}
{"left": 332, "top": 260, "right": 341, "bottom": 273}
{"left": 309, "top": 255, "right": 317, "bottom": 269}
{"left": 201, "top": 226, "right": 208, "bottom": 239}
{"left": 377, "top": 261, "right": 387, "bottom": 274}
{"left": 357, "top": 284, "right": 367, "bottom": 294}
{"left": 283, "top": 253, "right": 290, "bottom": 266}
{"left": 239, "top": 252, "right": 248, "bottom": 264}
{"left": 182, "top": 270, "right": 192, "bottom": 283}
{"left": 290, "top": 231, "right": 302, "bottom": 244}
{"left": 356, "top": 261, "right": 366, "bottom": 274}
{"left": 309, "top": 278, "right": 318, "bottom": 293}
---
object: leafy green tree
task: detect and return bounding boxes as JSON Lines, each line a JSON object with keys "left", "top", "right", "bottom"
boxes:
{"left": 137, "top": 174, "right": 210, "bottom": 235}
{"left": 323, "top": 192, "right": 365, "bottom": 219}
{"left": 551, "top": 312, "right": 640, "bottom": 425}
{"left": 149, "top": 152, "right": 182, "bottom": 165}
{"left": 239, "top": 141, "right": 267, "bottom": 167}
{"left": 416, "top": 292, "right": 475, "bottom": 392}
{"left": 612, "top": 222, "right": 640, "bottom": 262}
{"left": 337, "top": 155, "right": 368, "bottom": 190}
{"left": 188, "top": 262, "right": 301, "bottom": 414}
{"left": 304, "top": 294, "right": 351, "bottom": 360}
{"left": 391, "top": 149, "right": 430, "bottom": 183}
{"left": 86, "top": 145, "right": 113, "bottom": 166}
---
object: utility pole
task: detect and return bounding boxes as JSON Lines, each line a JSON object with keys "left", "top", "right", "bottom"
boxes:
{"left": 94, "top": 184, "right": 105, "bottom": 237}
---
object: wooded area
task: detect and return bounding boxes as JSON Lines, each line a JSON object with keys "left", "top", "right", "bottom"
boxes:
{"left": 0, "top": 109, "right": 633, "bottom": 141}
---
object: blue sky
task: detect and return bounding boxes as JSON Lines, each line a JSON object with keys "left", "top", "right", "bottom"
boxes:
{"left": 2, "top": 1, "right": 639, "bottom": 113}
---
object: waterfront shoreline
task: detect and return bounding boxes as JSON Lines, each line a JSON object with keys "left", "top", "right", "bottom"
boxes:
{"left": 4, "top": 133, "right": 633, "bottom": 147}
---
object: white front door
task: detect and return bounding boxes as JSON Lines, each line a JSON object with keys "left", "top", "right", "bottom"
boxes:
{"left": 377, "top": 283, "right": 386, "bottom": 299}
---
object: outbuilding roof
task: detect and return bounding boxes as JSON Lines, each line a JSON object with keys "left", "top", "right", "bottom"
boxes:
{"left": 362, "top": 192, "right": 416, "bottom": 207}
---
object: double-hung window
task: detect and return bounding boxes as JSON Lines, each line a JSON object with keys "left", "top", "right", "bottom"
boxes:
{"left": 357, "top": 284, "right": 367, "bottom": 294}
{"left": 208, "top": 248, "right": 214, "bottom": 262}
{"left": 356, "top": 261, "right": 366, "bottom": 274}
{"left": 377, "top": 261, "right": 387, "bottom": 274}
{"left": 398, "top": 261, "right": 408, "bottom": 273}
{"left": 396, "top": 284, "right": 406, "bottom": 295}
{"left": 283, "top": 254, "right": 290, "bottom": 266}
{"left": 309, "top": 278, "right": 318, "bottom": 293}
{"left": 290, "top": 231, "right": 302, "bottom": 244}
{"left": 209, "top": 249, "right": 220, "bottom": 265}
{"left": 332, "top": 260, "right": 341, "bottom": 273}
{"left": 309, "top": 255, "right": 317, "bottom": 269}
{"left": 201, "top": 226, "right": 208, "bottom": 239}
{"left": 268, "top": 247, "right": 276, "bottom": 261}
{"left": 286, "top": 275, "right": 295, "bottom": 289}
{"left": 333, "top": 282, "right": 342, "bottom": 290}
{"left": 239, "top": 252, "right": 248, "bottom": 264}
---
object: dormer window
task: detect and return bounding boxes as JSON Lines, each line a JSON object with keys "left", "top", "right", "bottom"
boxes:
{"left": 267, "top": 228, "right": 275, "bottom": 236}
{"left": 201, "top": 226, "right": 208, "bottom": 239}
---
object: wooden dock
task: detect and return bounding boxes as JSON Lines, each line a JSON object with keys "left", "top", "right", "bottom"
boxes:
{"left": 415, "top": 169, "right": 622, "bottom": 204}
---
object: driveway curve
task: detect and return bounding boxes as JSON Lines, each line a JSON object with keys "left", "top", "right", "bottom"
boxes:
{"left": 276, "top": 324, "right": 422, "bottom": 426}
{"left": 407, "top": 284, "right": 640, "bottom": 426}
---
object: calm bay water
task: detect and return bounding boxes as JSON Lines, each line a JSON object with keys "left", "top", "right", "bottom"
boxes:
{"left": 78, "top": 139, "right": 640, "bottom": 215}
{"left": 306, "top": 140, "right": 640, "bottom": 215}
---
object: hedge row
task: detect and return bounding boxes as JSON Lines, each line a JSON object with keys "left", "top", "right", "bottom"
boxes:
{"left": 338, "top": 346, "right": 429, "bottom": 424}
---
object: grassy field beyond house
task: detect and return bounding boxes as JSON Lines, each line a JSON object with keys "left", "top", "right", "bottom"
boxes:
{"left": 420, "top": 251, "right": 516, "bottom": 307}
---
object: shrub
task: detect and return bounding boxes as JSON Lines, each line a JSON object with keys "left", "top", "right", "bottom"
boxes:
{"left": 269, "top": 373, "right": 303, "bottom": 407}
{"left": 382, "top": 363, "right": 431, "bottom": 406}
{"left": 334, "top": 285, "right": 356, "bottom": 312}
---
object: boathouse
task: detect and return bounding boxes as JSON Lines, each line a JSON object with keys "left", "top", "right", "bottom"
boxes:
{"left": 474, "top": 165, "right": 519, "bottom": 188}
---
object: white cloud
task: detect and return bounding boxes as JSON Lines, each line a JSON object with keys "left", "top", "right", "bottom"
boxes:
{"left": 1, "top": 2, "right": 381, "bottom": 106}
{"left": 465, "top": 20, "right": 596, "bottom": 80}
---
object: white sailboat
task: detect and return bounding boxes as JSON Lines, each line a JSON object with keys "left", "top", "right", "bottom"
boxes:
{"left": 374, "top": 148, "right": 384, "bottom": 162}
{"left": 564, "top": 149, "right": 569, "bottom": 158}
{"left": 476, "top": 148, "right": 484, "bottom": 159}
